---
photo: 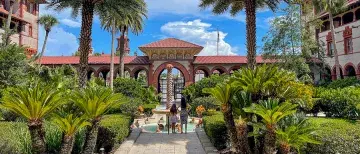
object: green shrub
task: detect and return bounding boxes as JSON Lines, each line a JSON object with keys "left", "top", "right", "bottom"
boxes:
{"left": 305, "top": 118, "right": 360, "bottom": 153}
{"left": 325, "top": 77, "right": 360, "bottom": 89}
{"left": 118, "top": 98, "right": 143, "bottom": 116}
{"left": 190, "top": 96, "right": 219, "bottom": 113}
{"left": 314, "top": 87, "right": 360, "bottom": 119}
{"left": 96, "top": 114, "right": 133, "bottom": 153}
{"left": 114, "top": 78, "right": 143, "bottom": 98}
{"left": 183, "top": 74, "right": 229, "bottom": 102}
{"left": 0, "top": 122, "right": 31, "bottom": 154}
{"left": 202, "top": 113, "right": 228, "bottom": 150}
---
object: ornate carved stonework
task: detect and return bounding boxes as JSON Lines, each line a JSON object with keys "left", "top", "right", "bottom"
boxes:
{"left": 185, "top": 54, "right": 192, "bottom": 59}
{"left": 160, "top": 54, "right": 167, "bottom": 60}
{"left": 176, "top": 54, "right": 183, "bottom": 59}
{"left": 152, "top": 54, "right": 159, "bottom": 59}
{"left": 169, "top": 53, "right": 176, "bottom": 59}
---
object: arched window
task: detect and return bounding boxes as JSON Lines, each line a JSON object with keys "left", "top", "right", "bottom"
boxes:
{"left": 345, "top": 65, "right": 356, "bottom": 77}
{"left": 333, "top": 17, "right": 342, "bottom": 28}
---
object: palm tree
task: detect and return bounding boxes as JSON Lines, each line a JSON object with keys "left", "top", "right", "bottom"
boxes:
{"left": 203, "top": 82, "right": 242, "bottom": 153}
{"left": 199, "top": 0, "right": 281, "bottom": 69}
{"left": 276, "top": 117, "right": 320, "bottom": 154}
{"left": 0, "top": 84, "right": 63, "bottom": 154}
{"left": 38, "top": 15, "right": 59, "bottom": 65}
{"left": 48, "top": 0, "right": 147, "bottom": 88}
{"left": 244, "top": 99, "right": 298, "bottom": 154}
{"left": 312, "top": 0, "right": 347, "bottom": 80}
{"left": 70, "top": 86, "right": 125, "bottom": 153}
{"left": 52, "top": 114, "right": 90, "bottom": 154}
{"left": 99, "top": 12, "right": 120, "bottom": 90}
{"left": 118, "top": 9, "right": 146, "bottom": 77}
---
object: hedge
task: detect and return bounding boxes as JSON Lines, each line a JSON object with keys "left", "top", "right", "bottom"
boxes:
{"left": 313, "top": 87, "right": 360, "bottom": 119}
{"left": 202, "top": 113, "right": 228, "bottom": 150}
{"left": 96, "top": 114, "right": 133, "bottom": 153}
{"left": 305, "top": 117, "right": 360, "bottom": 153}
{"left": 0, "top": 114, "right": 132, "bottom": 154}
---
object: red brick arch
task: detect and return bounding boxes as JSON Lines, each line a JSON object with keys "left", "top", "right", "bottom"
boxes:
{"left": 343, "top": 62, "right": 357, "bottom": 76}
{"left": 228, "top": 65, "right": 241, "bottom": 74}
{"left": 332, "top": 65, "right": 343, "bottom": 80}
{"left": 211, "top": 66, "right": 228, "bottom": 75}
{"left": 152, "top": 61, "right": 191, "bottom": 89}
{"left": 95, "top": 66, "right": 110, "bottom": 77}
{"left": 115, "top": 67, "right": 132, "bottom": 77}
{"left": 131, "top": 66, "right": 149, "bottom": 79}
{"left": 87, "top": 67, "right": 97, "bottom": 78}
{"left": 194, "top": 66, "right": 211, "bottom": 77}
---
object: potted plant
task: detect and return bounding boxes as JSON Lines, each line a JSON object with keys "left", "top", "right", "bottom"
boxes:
{"left": 196, "top": 105, "right": 206, "bottom": 118}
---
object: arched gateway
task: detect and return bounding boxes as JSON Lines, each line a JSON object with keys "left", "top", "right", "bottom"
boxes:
{"left": 40, "top": 38, "right": 283, "bottom": 91}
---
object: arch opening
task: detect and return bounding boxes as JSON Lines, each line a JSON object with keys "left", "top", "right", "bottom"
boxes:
{"left": 158, "top": 68, "right": 185, "bottom": 103}
{"left": 345, "top": 65, "right": 356, "bottom": 77}
{"left": 332, "top": 67, "right": 344, "bottom": 80}
{"left": 134, "top": 69, "right": 148, "bottom": 86}
{"left": 87, "top": 69, "right": 95, "bottom": 80}
{"left": 195, "top": 69, "right": 209, "bottom": 82}
{"left": 343, "top": 12, "right": 354, "bottom": 25}
{"left": 356, "top": 9, "right": 360, "bottom": 20}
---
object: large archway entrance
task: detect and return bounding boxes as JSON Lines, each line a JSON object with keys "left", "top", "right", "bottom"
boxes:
{"left": 153, "top": 62, "right": 191, "bottom": 103}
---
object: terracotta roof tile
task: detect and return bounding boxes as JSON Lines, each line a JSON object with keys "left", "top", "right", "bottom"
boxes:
{"left": 139, "top": 38, "right": 203, "bottom": 48}
{"left": 193, "top": 56, "right": 271, "bottom": 64}
{"left": 40, "top": 56, "right": 149, "bottom": 65}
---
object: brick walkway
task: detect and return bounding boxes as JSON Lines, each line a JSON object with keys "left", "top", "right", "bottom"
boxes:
{"left": 116, "top": 132, "right": 206, "bottom": 154}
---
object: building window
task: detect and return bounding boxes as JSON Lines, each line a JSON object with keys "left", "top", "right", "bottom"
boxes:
{"left": 327, "top": 42, "right": 334, "bottom": 56}
{"left": 32, "top": 3, "right": 36, "bottom": 15}
{"left": 342, "top": 12, "right": 354, "bottom": 25}
{"left": 29, "top": 25, "right": 32, "bottom": 37}
{"left": 356, "top": 9, "right": 360, "bottom": 20}
{"left": 344, "top": 38, "right": 353, "bottom": 54}
{"left": 26, "top": 1, "right": 36, "bottom": 14}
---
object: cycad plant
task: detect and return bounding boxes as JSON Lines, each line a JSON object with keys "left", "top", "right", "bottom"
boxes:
{"left": 0, "top": 83, "right": 63, "bottom": 154}
{"left": 203, "top": 82, "right": 242, "bottom": 153}
{"left": 70, "top": 86, "right": 125, "bottom": 153}
{"left": 276, "top": 114, "right": 320, "bottom": 154}
{"left": 244, "top": 99, "right": 298, "bottom": 154}
{"left": 52, "top": 114, "right": 90, "bottom": 154}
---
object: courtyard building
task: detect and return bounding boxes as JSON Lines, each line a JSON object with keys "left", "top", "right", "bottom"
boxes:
{"left": 313, "top": 0, "right": 360, "bottom": 80}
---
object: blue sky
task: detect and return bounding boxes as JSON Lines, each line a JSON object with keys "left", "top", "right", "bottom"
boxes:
{"left": 39, "top": 0, "right": 287, "bottom": 56}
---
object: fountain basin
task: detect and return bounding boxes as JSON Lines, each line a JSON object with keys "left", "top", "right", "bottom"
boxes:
{"left": 140, "top": 123, "right": 196, "bottom": 133}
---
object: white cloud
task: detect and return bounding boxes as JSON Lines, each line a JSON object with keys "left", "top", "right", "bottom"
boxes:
{"left": 60, "top": 18, "right": 81, "bottom": 28}
{"left": 39, "top": 26, "right": 79, "bottom": 56}
{"left": 161, "top": 19, "right": 237, "bottom": 56}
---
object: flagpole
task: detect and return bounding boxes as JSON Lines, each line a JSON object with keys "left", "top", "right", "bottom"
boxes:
{"left": 217, "top": 27, "right": 219, "bottom": 56}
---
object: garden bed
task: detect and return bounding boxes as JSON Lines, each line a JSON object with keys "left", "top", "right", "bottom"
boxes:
{"left": 0, "top": 114, "right": 133, "bottom": 154}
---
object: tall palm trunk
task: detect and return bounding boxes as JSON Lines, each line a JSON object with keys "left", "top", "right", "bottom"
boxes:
{"left": 78, "top": 1, "right": 95, "bottom": 88}
{"left": 279, "top": 142, "right": 290, "bottom": 154}
{"left": 4, "top": 0, "right": 14, "bottom": 45}
{"left": 38, "top": 31, "right": 49, "bottom": 66}
{"left": 222, "top": 104, "right": 240, "bottom": 153}
{"left": 236, "top": 120, "right": 251, "bottom": 154}
{"left": 118, "top": 29, "right": 125, "bottom": 77}
{"left": 264, "top": 125, "right": 276, "bottom": 154}
{"left": 60, "top": 136, "right": 75, "bottom": 154}
{"left": 109, "top": 21, "right": 115, "bottom": 90}
{"left": 28, "top": 122, "right": 46, "bottom": 154}
{"left": 328, "top": 10, "right": 341, "bottom": 79}
{"left": 245, "top": 0, "right": 257, "bottom": 70}
{"left": 82, "top": 122, "right": 99, "bottom": 154}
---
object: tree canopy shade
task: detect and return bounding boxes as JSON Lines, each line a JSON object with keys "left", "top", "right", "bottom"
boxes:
{"left": 47, "top": 0, "right": 147, "bottom": 88}
{"left": 199, "top": 0, "right": 281, "bottom": 69}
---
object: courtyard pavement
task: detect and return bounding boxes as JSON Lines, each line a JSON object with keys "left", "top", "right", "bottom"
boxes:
{"left": 116, "top": 132, "right": 206, "bottom": 154}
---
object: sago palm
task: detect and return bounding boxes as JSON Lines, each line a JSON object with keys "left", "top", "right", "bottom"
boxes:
{"left": 0, "top": 84, "right": 63, "bottom": 154}
{"left": 52, "top": 114, "right": 90, "bottom": 154}
{"left": 38, "top": 14, "right": 59, "bottom": 65}
{"left": 117, "top": 9, "right": 146, "bottom": 77}
{"left": 70, "top": 86, "right": 125, "bottom": 154}
{"left": 276, "top": 117, "right": 320, "bottom": 154}
{"left": 199, "top": 0, "right": 281, "bottom": 69}
{"left": 48, "top": 0, "right": 147, "bottom": 88}
{"left": 312, "top": 0, "right": 347, "bottom": 80}
{"left": 231, "top": 65, "right": 297, "bottom": 103}
{"left": 203, "top": 82, "right": 242, "bottom": 153}
{"left": 244, "top": 99, "right": 298, "bottom": 154}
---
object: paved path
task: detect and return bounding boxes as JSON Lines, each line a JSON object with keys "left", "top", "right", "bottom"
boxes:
{"left": 116, "top": 133, "right": 206, "bottom": 154}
